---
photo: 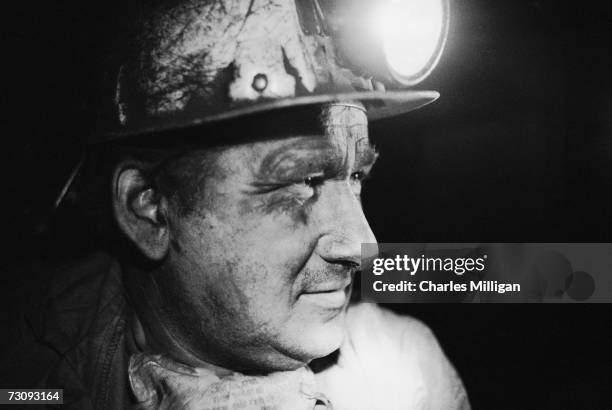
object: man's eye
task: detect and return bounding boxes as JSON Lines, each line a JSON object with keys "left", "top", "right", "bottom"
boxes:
{"left": 304, "top": 175, "right": 325, "bottom": 188}
{"left": 351, "top": 171, "right": 366, "bottom": 182}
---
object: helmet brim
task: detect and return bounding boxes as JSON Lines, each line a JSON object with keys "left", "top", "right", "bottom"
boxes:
{"left": 98, "top": 90, "right": 439, "bottom": 143}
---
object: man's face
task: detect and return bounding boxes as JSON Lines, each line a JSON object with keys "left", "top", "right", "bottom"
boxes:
{"left": 159, "top": 105, "right": 378, "bottom": 371}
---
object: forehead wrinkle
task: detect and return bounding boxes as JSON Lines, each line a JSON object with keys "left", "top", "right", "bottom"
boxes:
{"left": 321, "top": 104, "right": 368, "bottom": 128}
{"left": 324, "top": 123, "right": 368, "bottom": 129}
{"left": 325, "top": 125, "right": 366, "bottom": 173}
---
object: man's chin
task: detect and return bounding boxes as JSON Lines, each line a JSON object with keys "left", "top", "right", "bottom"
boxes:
{"left": 280, "top": 309, "right": 347, "bottom": 365}
{"left": 236, "top": 326, "right": 345, "bottom": 374}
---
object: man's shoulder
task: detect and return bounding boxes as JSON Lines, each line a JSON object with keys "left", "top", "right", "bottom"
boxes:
{"left": 342, "top": 302, "right": 446, "bottom": 376}
{"left": 1, "top": 252, "right": 130, "bottom": 408}
{"left": 314, "top": 303, "right": 470, "bottom": 410}
{"left": 22, "top": 252, "right": 124, "bottom": 348}
{"left": 345, "top": 302, "right": 433, "bottom": 344}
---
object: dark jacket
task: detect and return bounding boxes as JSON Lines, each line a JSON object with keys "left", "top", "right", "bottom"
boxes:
{"left": 2, "top": 253, "right": 132, "bottom": 409}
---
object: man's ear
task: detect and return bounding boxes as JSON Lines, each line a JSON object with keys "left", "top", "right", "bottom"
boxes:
{"left": 112, "top": 164, "right": 170, "bottom": 261}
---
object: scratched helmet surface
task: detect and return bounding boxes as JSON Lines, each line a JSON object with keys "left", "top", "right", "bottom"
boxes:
{"left": 98, "top": 0, "right": 443, "bottom": 142}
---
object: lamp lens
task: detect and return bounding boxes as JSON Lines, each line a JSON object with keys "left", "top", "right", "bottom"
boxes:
{"left": 371, "top": 0, "right": 445, "bottom": 82}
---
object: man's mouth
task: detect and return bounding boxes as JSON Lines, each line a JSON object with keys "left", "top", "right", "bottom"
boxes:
{"left": 300, "top": 280, "right": 352, "bottom": 309}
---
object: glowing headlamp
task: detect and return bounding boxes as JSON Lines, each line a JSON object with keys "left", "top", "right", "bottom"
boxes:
{"left": 297, "top": 0, "right": 449, "bottom": 87}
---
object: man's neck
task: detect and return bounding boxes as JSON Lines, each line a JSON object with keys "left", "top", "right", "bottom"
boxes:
{"left": 129, "top": 307, "right": 236, "bottom": 376}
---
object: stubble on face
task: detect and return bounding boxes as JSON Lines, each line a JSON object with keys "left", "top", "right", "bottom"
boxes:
{"left": 159, "top": 104, "right": 379, "bottom": 371}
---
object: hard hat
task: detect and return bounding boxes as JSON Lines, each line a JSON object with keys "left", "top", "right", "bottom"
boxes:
{"left": 95, "top": 0, "right": 449, "bottom": 143}
{"left": 53, "top": 0, "right": 449, "bottom": 209}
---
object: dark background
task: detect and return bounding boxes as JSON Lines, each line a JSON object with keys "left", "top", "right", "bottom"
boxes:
{"left": 3, "top": 0, "right": 612, "bottom": 408}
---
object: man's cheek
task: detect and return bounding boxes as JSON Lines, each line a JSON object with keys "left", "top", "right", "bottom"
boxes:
{"left": 230, "top": 249, "right": 310, "bottom": 319}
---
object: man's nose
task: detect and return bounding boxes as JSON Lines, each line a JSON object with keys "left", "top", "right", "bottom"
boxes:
{"left": 314, "top": 182, "right": 378, "bottom": 267}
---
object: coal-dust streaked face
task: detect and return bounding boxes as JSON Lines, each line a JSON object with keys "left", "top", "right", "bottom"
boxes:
{"left": 165, "top": 105, "right": 378, "bottom": 372}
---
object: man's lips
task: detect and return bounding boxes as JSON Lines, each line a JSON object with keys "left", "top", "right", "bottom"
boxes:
{"left": 300, "top": 280, "right": 352, "bottom": 309}
{"left": 302, "top": 278, "right": 352, "bottom": 294}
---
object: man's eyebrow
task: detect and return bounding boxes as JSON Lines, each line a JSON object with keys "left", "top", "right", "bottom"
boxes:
{"left": 256, "top": 139, "right": 341, "bottom": 178}
{"left": 255, "top": 137, "right": 379, "bottom": 180}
